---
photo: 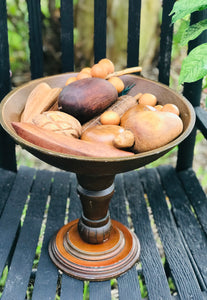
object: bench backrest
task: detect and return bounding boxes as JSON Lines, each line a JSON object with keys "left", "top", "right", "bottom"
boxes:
{"left": 0, "top": 0, "right": 206, "bottom": 172}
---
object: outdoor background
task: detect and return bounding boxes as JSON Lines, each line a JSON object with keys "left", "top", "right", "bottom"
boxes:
{"left": 6, "top": 0, "right": 207, "bottom": 192}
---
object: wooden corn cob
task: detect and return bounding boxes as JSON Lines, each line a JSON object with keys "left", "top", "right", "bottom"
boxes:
{"left": 82, "top": 92, "right": 142, "bottom": 132}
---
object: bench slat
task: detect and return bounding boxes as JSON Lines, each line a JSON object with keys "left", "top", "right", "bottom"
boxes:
{"left": 117, "top": 267, "right": 141, "bottom": 300}
{"left": 60, "top": 0, "right": 74, "bottom": 72}
{"left": 89, "top": 281, "right": 111, "bottom": 300}
{"left": 158, "top": 0, "right": 175, "bottom": 85}
{"left": 178, "top": 168, "right": 207, "bottom": 235}
{"left": 2, "top": 171, "right": 51, "bottom": 300}
{"left": 0, "top": 1, "right": 16, "bottom": 171}
{"left": 94, "top": 0, "right": 107, "bottom": 63}
{"left": 127, "top": 0, "right": 141, "bottom": 67}
{"left": 60, "top": 173, "right": 84, "bottom": 299}
{"left": 0, "top": 168, "right": 16, "bottom": 216}
{"left": 124, "top": 171, "right": 171, "bottom": 299}
{"left": 32, "top": 171, "right": 71, "bottom": 300}
{"left": 154, "top": 166, "right": 205, "bottom": 297}
{"left": 0, "top": 167, "right": 35, "bottom": 276}
{"left": 0, "top": 0, "right": 11, "bottom": 100}
{"left": 1, "top": 170, "right": 53, "bottom": 300}
{"left": 27, "top": 0, "right": 43, "bottom": 79}
{"left": 112, "top": 174, "right": 141, "bottom": 299}
{"left": 158, "top": 165, "right": 207, "bottom": 286}
{"left": 195, "top": 106, "right": 207, "bottom": 140}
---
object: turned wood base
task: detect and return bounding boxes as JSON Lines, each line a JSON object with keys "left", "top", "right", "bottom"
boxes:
{"left": 48, "top": 219, "right": 140, "bottom": 281}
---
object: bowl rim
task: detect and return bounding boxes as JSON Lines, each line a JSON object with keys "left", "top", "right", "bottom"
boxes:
{"left": 0, "top": 73, "right": 196, "bottom": 164}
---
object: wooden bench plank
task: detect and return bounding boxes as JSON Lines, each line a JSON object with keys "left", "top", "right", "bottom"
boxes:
{"left": 60, "top": 276, "right": 84, "bottom": 300}
{"left": 158, "top": 165, "right": 207, "bottom": 288}
{"left": 158, "top": 0, "right": 174, "bottom": 85}
{"left": 124, "top": 171, "right": 172, "bottom": 299}
{"left": 0, "top": 167, "right": 35, "bottom": 276}
{"left": 111, "top": 174, "right": 141, "bottom": 300}
{"left": 1, "top": 170, "right": 53, "bottom": 300}
{"left": 27, "top": 0, "right": 43, "bottom": 79}
{"left": 89, "top": 281, "right": 111, "bottom": 300}
{"left": 94, "top": 0, "right": 107, "bottom": 63}
{"left": 195, "top": 106, "right": 207, "bottom": 139}
{"left": 32, "top": 171, "right": 71, "bottom": 300}
{"left": 60, "top": 0, "right": 74, "bottom": 72}
{"left": 127, "top": 0, "right": 141, "bottom": 67}
{"left": 117, "top": 267, "right": 141, "bottom": 300}
{"left": 0, "top": 0, "right": 11, "bottom": 99}
{"left": 178, "top": 168, "right": 207, "bottom": 235}
{"left": 60, "top": 173, "right": 84, "bottom": 299}
{"left": 144, "top": 166, "right": 203, "bottom": 298}
{"left": 0, "top": 168, "right": 16, "bottom": 215}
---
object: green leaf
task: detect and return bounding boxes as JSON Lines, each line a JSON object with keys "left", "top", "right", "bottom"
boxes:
{"left": 181, "top": 19, "right": 207, "bottom": 45}
{"left": 170, "top": 0, "right": 207, "bottom": 23}
{"left": 179, "top": 43, "right": 207, "bottom": 84}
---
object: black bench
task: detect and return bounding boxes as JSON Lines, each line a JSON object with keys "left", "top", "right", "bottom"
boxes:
{"left": 1, "top": 1, "right": 207, "bottom": 299}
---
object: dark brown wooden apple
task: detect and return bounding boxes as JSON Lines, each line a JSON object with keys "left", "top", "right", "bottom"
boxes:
{"left": 58, "top": 78, "right": 118, "bottom": 123}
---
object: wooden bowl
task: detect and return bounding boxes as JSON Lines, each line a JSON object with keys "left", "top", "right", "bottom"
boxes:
{"left": 0, "top": 74, "right": 195, "bottom": 176}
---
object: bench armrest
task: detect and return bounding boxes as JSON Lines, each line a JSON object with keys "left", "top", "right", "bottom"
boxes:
{"left": 195, "top": 106, "right": 207, "bottom": 139}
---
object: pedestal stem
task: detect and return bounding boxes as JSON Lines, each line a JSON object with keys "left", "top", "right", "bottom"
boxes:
{"left": 76, "top": 174, "right": 115, "bottom": 244}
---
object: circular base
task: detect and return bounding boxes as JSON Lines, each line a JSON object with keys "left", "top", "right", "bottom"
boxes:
{"left": 49, "top": 219, "right": 140, "bottom": 281}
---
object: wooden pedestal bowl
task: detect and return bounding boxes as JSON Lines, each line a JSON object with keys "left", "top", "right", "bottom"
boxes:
{"left": 0, "top": 74, "right": 195, "bottom": 281}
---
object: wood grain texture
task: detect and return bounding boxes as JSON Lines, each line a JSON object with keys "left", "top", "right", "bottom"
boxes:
{"left": 27, "top": 0, "right": 43, "bottom": 79}
{"left": 32, "top": 171, "right": 71, "bottom": 300}
{"left": 127, "top": 0, "right": 141, "bottom": 67}
{"left": 156, "top": 165, "right": 205, "bottom": 298}
{"left": 1, "top": 170, "right": 53, "bottom": 300}
{"left": 60, "top": 0, "right": 74, "bottom": 72}
{"left": 94, "top": 0, "right": 107, "bottom": 63}
{"left": 60, "top": 173, "right": 84, "bottom": 299}
{"left": 89, "top": 281, "right": 111, "bottom": 300}
{"left": 0, "top": 0, "right": 11, "bottom": 100}
{"left": 124, "top": 170, "right": 172, "bottom": 299}
{"left": 195, "top": 106, "right": 207, "bottom": 140}
{"left": 0, "top": 167, "right": 35, "bottom": 276}
{"left": 0, "top": 0, "right": 16, "bottom": 171}
{"left": 110, "top": 174, "right": 141, "bottom": 299}
{"left": 0, "top": 168, "right": 15, "bottom": 215}
{"left": 0, "top": 167, "right": 206, "bottom": 298}
{"left": 158, "top": 0, "right": 175, "bottom": 85}
{"left": 178, "top": 168, "right": 207, "bottom": 235}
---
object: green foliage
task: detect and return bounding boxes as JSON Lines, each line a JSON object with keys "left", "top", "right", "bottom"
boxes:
{"left": 170, "top": 0, "right": 207, "bottom": 23}
{"left": 7, "top": 0, "right": 30, "bottom": 73}
{"left": 179, "top": 43, "right": 207, "bottom": 84}
{"left": 171, "top": 0, "right": 207, "bottom": 84}
{"left": 138, "top": 275, "right": 148, "bottom": 298}
{"left": 0, "top": 266, "right": 8, "bottom": 297}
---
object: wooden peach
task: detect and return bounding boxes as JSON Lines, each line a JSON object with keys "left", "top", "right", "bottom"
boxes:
{"left": 139, "top": 93, "right": 157, "bottom": 106}
{"left": 121, "top": 110, "right": 183, "bottom": 153}
{"left": 161, "top": 103, "right": 180, "bottom": 115}
{"left": 108, "top": 77, "right": 125, "bottom": 93}
{"left": 100, "top": 111, "right": 121, "bottom": 125}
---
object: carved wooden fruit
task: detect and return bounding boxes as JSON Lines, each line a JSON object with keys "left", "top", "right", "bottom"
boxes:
{"left": 58, "top": 78, "right": 118, "bottom": 123}
{"left": 21, "top": 82, "right": 62, "bottom": 123}
{"left": 81, "top": 125, "right": 125, "bottom": 146}
{"left": 32, "top": 111, "right": 82, "bottom": 138}
{"left": 12, "top": 122, "right": 134, "bottom": 158}
{"left": 121, "top": 110, "right": 183, "bottom": 153}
